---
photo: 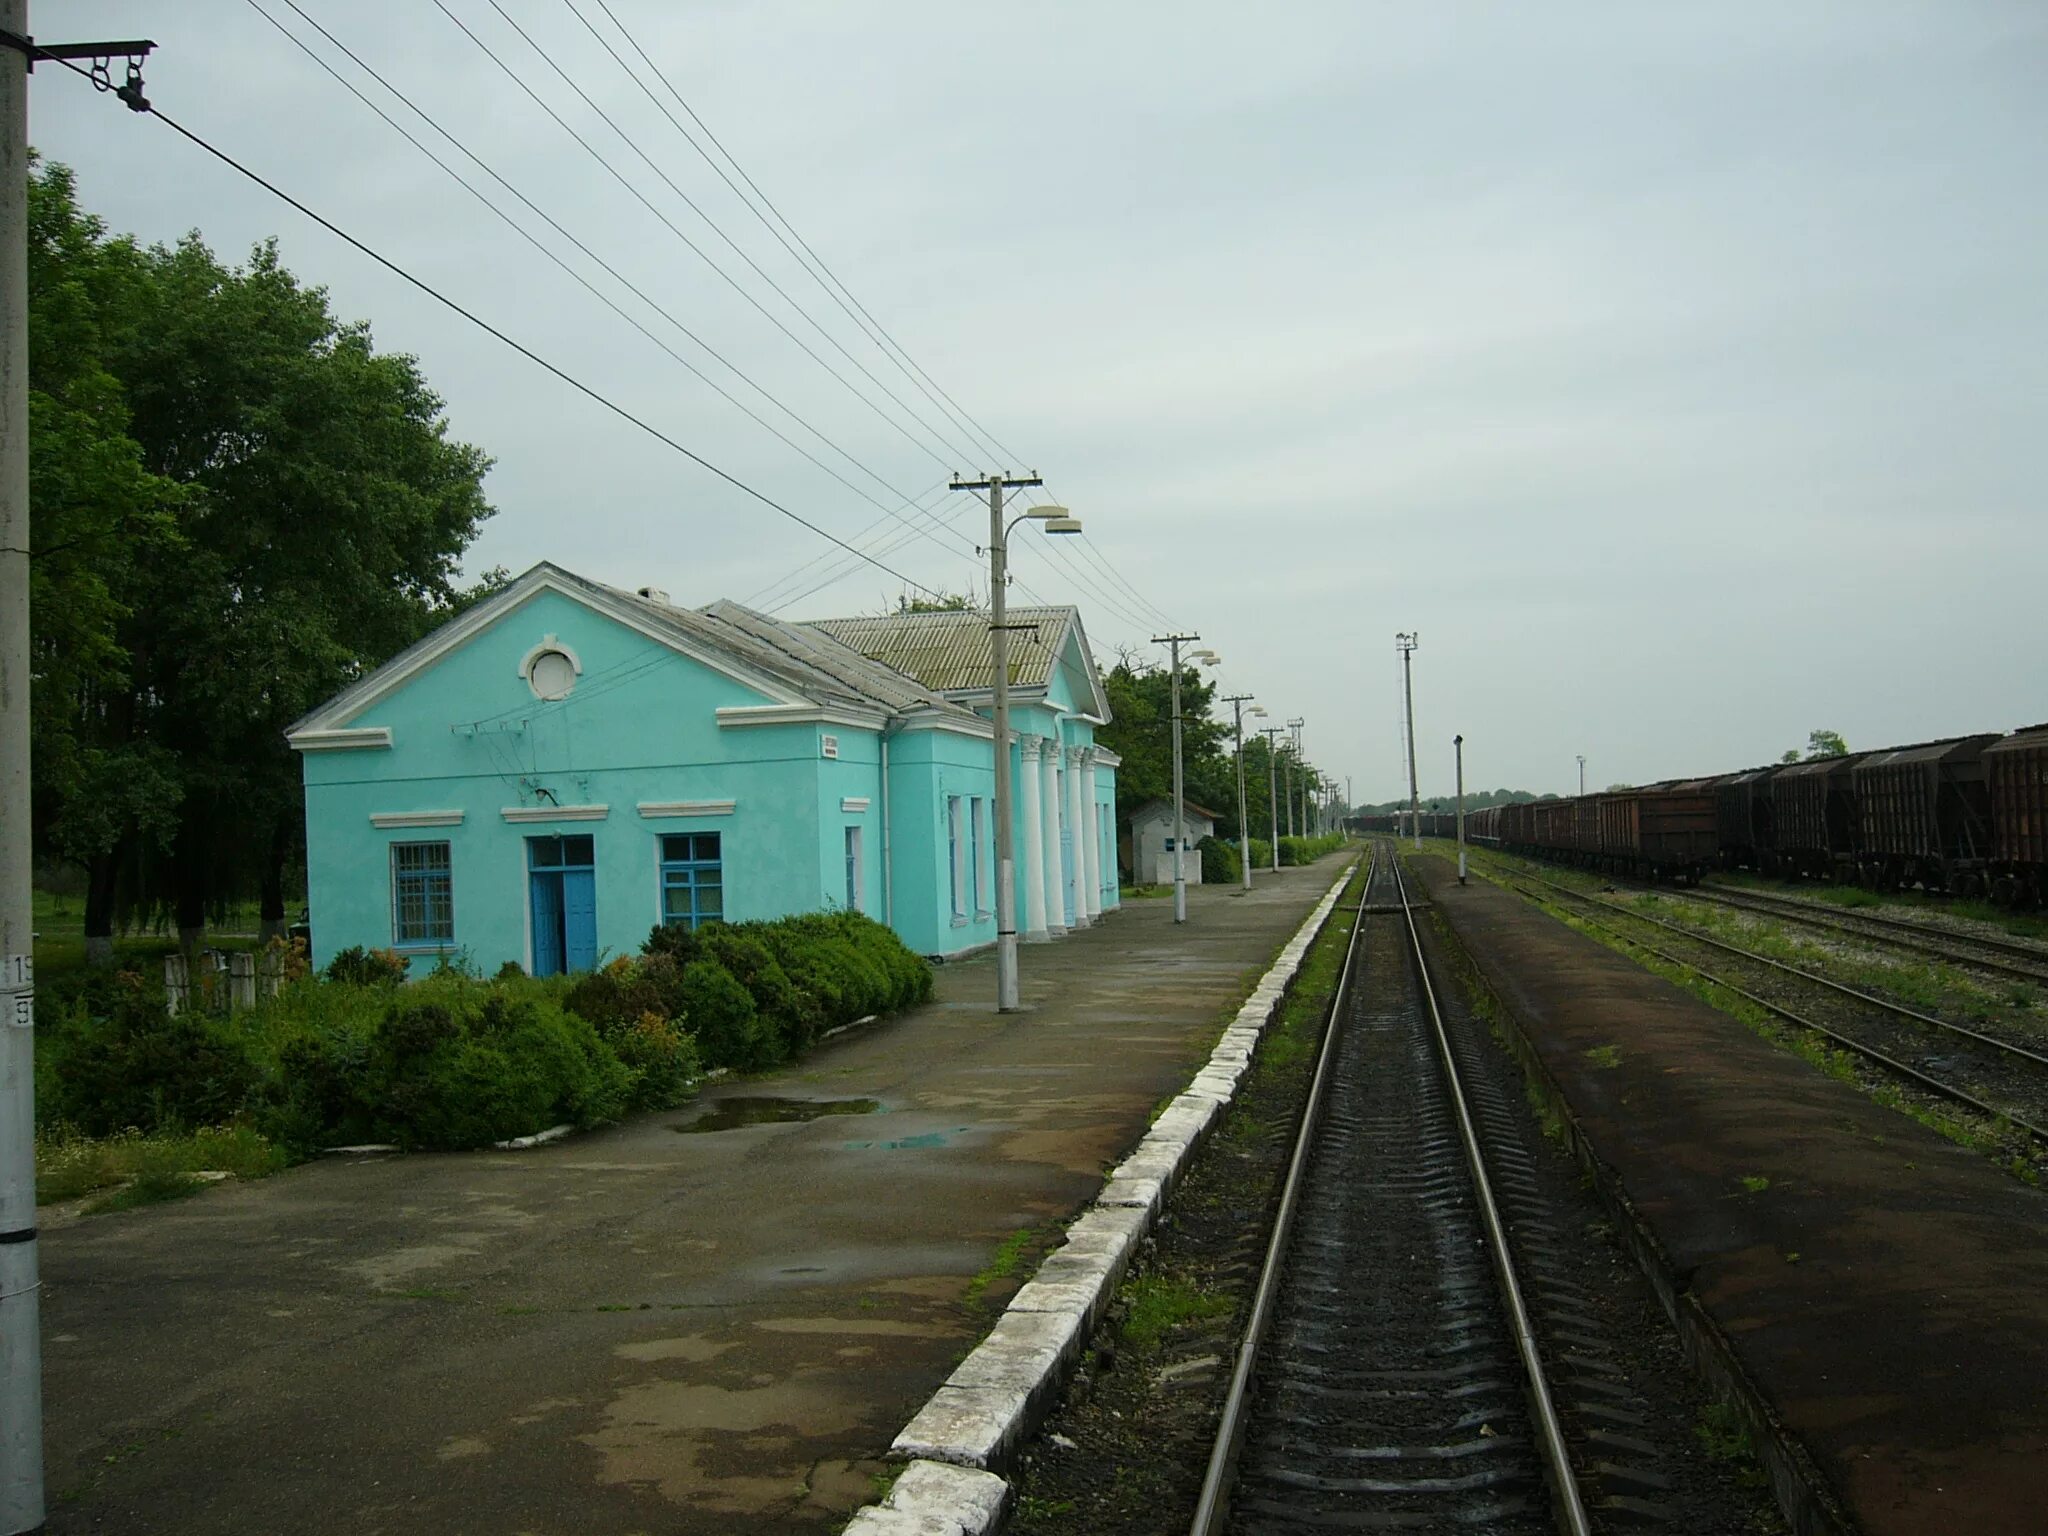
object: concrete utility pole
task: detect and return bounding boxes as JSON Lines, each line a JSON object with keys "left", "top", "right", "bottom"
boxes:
{"left": 1287, "top": 719, "right": 1305, "bottom": 840}
{"left": 0, "top": 17, "right": 145, "bottom": 1528}
{"left": 1259, "top": 727, "right": 1286, "bottom": 871}
{"left": 1396, "top": 632, "right": 1420, "bottom": 848}
{"left": 952, "top": 472, "right": 1073, "bottom": 1013}
{"left": 1578, "top": 754, "right": 1586, "bottom": 798}
{"left": 1455, "top": 734, "right": 1467, "bottom": 885}
{"left": 1152, "top": 633, "right": 1200, "bottom": 923}
{"left": 1, "top": 10, "right": 41, "bottom": 1526}
{"left": 1223, "top": 695, "right": 1255, "bottom": 891}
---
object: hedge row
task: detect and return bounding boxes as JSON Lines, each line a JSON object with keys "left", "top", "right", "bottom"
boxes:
{"left": 1193, "top": 832, "right": 1347, "bottom": 881}
{"left": 35, "top": 911, "right": 933, "bottom": 1153}
{"left": 1278, "top": 832, "right": 1349, "bottom": 866}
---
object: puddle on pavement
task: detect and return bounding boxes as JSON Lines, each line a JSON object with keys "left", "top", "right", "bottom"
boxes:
{"left": 842, "top": 1127, "right": 972, "bottom": 1151}
{"left": 674, "top": 1096, "right": 881, "bottom": 1133}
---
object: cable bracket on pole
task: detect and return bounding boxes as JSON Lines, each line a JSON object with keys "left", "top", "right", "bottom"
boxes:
{"left": 0, "top": 30, "right": 154, "bottom": 107}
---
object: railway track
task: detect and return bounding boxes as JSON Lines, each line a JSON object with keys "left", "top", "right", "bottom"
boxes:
{"left": 1483, "top": 860, "right": 2048, "bottom": 1146}
{"left": 1690, "top": 881, "right": 2048, "bottom": 986}
{"left": 1189, "top": 844, "right": 1659, "bottom": 1534}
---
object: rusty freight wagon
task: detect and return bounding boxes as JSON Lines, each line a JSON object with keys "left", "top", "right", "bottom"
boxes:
{"left": 1768, "top": 754, "right": 1869, "bottom": 880}
{"left": 1597, "top": 791, "right": 1641, "bottom": 870}
{"left": 1571, "top": 797, "right": 1601, "bottom": 865}
{"left": 1530, "top": 798, "right": 1574, "bottom": 855}
{"left": 1852, "top": 735, "right": 2001, "bottom": 894}
{"left": 1639, "top": 779, "right": 1720, "bottom": 880}
{"left": 1982, "top": 724, "right": 2048, "bottom": 906}
{"left": 1716, "top": 766, "right": 1780, "bottom": 872}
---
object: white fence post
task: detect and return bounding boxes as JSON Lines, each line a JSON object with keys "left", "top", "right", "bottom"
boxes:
{"left": 229, "top": 951, "right": 256, "bottom": 1011}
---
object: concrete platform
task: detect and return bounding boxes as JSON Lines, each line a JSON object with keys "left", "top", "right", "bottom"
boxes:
{"left": 1414, "top": 854, "right": 2048, "bottom": 1536}
{"left": 36, "top": 860, "right": 1346, "bottom": 1535}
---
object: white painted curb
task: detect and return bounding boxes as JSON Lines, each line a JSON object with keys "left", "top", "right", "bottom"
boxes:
{"left": 838, "top": 863, "right": 1357, "bottom": 1533}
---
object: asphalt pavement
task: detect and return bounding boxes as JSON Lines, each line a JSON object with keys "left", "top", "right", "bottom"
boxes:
{"left": 38, "top": 859, "right": 1343, "bottom": 1535}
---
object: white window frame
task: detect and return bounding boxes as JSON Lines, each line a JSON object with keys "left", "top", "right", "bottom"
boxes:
{"left": 971, "top": 796, "right": 990, "bottom": 917}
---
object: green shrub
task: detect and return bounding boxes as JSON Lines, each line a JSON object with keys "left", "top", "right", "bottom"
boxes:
{"left": 350, "top": 979, "right": 632, "bottom": 1150}
{"left": 324, "top": 946, "right": 409, "bottom": 986}
{"left": 1278, "top": 832, "right": 1348, "bottom": 867}
{"left": 678, "top": 957, "right": 770, "bottom": 1071}
{"left": 605, "top": 1011, "right": 702, "bottom": 1111}
{"left": 56, "top": 997, "right": 262, "bottom": 1135}
{"left": 1248, "top": 837, "right": 1274, "bottom": 871}
{"left": 1198, "top": 835, "right": 1240, "bottom": 884}
{"left": 700, "top": 928, "right": 810, "bottom": 1052}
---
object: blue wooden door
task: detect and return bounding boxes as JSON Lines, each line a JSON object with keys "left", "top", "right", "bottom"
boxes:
{"left": 562, "top": 868, "right": 598, "bottom": 971}
{"left": 530, "top": 871, "right": 564, "bottom": 977}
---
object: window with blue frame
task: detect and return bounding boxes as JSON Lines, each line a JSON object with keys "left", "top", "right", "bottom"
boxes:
{"left": 844, "top": 826, "right": 863, "bottom": 913}
{"left": 947, "top": 796, "right": 965, "bottom": 918}
{"left": 659, "top": 832, "right": 723, "bottom": 930}
{"left": 391, "top": 841, "right": 453, "bottom": 947}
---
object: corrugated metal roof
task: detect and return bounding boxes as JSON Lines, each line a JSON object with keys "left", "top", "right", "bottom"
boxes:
{"left": 694, "top": 599, "right": 958, "bottom": 714}
{"left": 804, "top": 607, "right": 1077, "bottom": 694}
{"left": 605, "top": 584, "right": 980, "bottom": 720}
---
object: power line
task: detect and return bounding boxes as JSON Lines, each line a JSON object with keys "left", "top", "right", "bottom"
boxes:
{"left": 536, "top": 5, "right": 1180, "bottom": 642}
{"left": 495, "top": 0, "right": 991, "bottom": 468}
{"left": 251, "top": 0, "right": 981, "bottom": 581}
{"left": 584, "top": 0, "right": 1029, "bottom": 470}
{"left": 435, "top": 0, "right": 978, "bottom": 471}
{"left": 1071, "top": 531, "right": 1176, "bottom": 628}
{"left": 48, "top": 58, "right": 951, "bottom": 599}
{"left": 745, "top": 478, "right": 956, "bottom": 610}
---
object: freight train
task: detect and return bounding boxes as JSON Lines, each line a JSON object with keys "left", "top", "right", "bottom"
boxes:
{"left": 1452, "top": 724, "right": 2048, "bottom": 906}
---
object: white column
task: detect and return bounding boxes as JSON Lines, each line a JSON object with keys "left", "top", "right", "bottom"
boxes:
{"left": 1075, "top": 749, "right": 1101, "bottom": 923}
{"left": 1020, "top": 737, "right": 1049, "bottom": 941}
{"left": 1040, "top": 738, "right": 1067, "bottom": 935}
{"left": 1081, "top": 749, "right": 1103, "bottom": 920}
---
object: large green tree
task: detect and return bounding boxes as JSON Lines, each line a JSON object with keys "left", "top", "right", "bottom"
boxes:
{"left": 28, "top": 159, "right": 494, "bottom": 957}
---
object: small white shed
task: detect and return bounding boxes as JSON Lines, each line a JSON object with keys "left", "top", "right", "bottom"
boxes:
{"left": 1129, "top": 799, "right": 1220, "bottom": 886}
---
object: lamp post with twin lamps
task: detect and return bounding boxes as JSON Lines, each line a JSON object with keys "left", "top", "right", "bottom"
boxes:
{"left": 953, "top": 474, "right": 1081, "bottom": 1012}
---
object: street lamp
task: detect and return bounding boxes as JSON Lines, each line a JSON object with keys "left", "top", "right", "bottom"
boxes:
{"left": 972, "top": 480, "right": 1081, "bottom": 1013}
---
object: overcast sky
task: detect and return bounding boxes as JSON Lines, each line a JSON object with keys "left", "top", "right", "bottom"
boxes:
{"left": 35, "top": 2, "right": 2048, "bottom": 802}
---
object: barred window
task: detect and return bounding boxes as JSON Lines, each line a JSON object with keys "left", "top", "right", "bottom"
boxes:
{"left": 391, "top": 841, "right": 453, "bottom": 946}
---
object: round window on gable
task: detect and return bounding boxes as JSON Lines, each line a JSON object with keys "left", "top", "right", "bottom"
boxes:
{"left": 527, "top": 648, "right": 577, "bottom": 701}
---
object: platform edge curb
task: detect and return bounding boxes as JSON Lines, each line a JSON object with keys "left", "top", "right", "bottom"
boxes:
{"left": 839, "top": 861, "right": 1360, "bottom": 1532}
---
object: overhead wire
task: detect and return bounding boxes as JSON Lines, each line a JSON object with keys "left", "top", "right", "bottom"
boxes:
{"left": 573, "top": 0, "right": 1024, "bottom": 468}
{"left": 436, "top": 0, "right": 983, "bottom": 471}
{"left": 42, "top": 54, "right": 953, "bottom": 601}
{"left": 251, "top": 0, "right": 983, "bottom": 587}
{"left": 513, "top": 2, "right": 1179, "bottom": 642}
{"left": 745, "top": 478, "right": 957, "bottom": 610}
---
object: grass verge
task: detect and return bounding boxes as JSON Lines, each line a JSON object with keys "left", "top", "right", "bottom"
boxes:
{"left": 36, "top": 1123, "right": 288, "bottom": 1207}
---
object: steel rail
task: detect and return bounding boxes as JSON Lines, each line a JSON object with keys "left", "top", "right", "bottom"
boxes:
{"left": 1187, "top": 846, "right": 1374, "bottom": 1536}
{"left": 1488, "top": 870, "right": 2048, "bottom": 1146}
{"left": 1393, "top": 858, "right": 1594, "bottom": 1536}
{"left": 1507, "top": 866, "right": 2048, "bottom": 1074}
{"left": 1687, "top": 883, "right": 2048, "bottom": 985}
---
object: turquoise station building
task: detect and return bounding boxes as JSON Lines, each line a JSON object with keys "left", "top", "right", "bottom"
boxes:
{"left": 289, "top": 563, "right": 1120, "bottom": 973}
